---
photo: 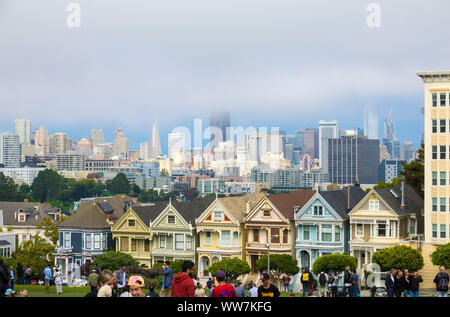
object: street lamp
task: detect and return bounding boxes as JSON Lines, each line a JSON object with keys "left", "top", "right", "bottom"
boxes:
{"left": 267, "top": 234, "right": 279, "bottom": 275}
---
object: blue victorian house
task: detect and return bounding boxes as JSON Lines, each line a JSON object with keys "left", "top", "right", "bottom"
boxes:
{"left": 294, "top": 186, "right": 365, "bottom": 269}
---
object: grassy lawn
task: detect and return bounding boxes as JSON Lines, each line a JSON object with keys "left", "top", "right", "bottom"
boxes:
{"left": 13, "top": 285, "right": 90, "bottom": 297}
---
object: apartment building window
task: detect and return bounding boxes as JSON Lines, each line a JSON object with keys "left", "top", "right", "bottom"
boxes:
{"left": 432, "top": 120, "right": 437, "bottom": 133}
{"left": 283, "top": 229, "right": 289, "bottom": 244}
{"left": 441, "top": 120, "right": 447, "bottom": 133}
{"left": 432, "top": 172, "right": 438, "bottom": 185}
{"left": 335, "top": 226, "right": 341, "bottom": 242}
{"left": 376, "top": 221, "right": 387, "bottom": 237}
{"left": 441, "top": 93, "right": 447, "bottom": 107}
{"left": 159, "top": 235, "right": 166, "bottom": 248}
{"left": 432, "top": 93, "right": 437, "bottom": 107}
{"left": 322, "top": 225, "right": 332, "bottom": 242}
{"left": 356, "top": 224, "right": 364, "bottom": 237}
{"left": 64, "top": 232, "right": 71, "bottom": 248}
{"left": 441, "top": 172, "right": 447, "bottom": 186}
{"left": 440, "top": 146, "right": 446, "bottom": 159}
{"left": 440, "top": 224, "right": 446, "bottom": 238}
{"left": 432, "top": 198, "right": 437, "bottom": 212}
{"left": 186, "top": 236, "right": 192, "bottom": 249}
{"left": 175, "top": 234, "right": 184, "bottom": 250}
{"left": 131, "top": 239, "right": 136, "bottom": 252}
{"left": 94, "top": 234, "right": 101, "bottom": 250}
{"left": 233, "top": 232, "right": 239, "bottom": 246}
{"left": 303, "top": 225, "right": 310, "bottom": 240}
{"left": 85, "top": 234, "right": 92, "bottom": 250}
{"left": 253, "top": 229, "right": 259, "bottom": 242}
{"left": 432, "top": 146, "right": 437, "bottom": 159}
{"left": 204, "top": 232, "right": 212, "bottom": 245}
{"left": 441, "top": 198, "right": 447, "bottom": 212}
{"left": 102, "top": 233, "right": 106, "bottom": 249}
{"left": 221, "top": 231, "right": 231, "bottom": 246}
{"left": 145, "top": 239, "right": 150, "bottom": 252}
{"left": 314, "top": 206, "right": 323, "bottom": 216}
{"left": 432, "top": 224, "right": 437, "bottom": 238}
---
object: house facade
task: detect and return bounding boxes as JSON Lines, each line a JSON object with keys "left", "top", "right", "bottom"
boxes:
{"left": 348, "top": 183, "right": 424, "bottom": 271}
{"left": 295, "top": 186, "right": 366, "bottom": 270}
{"left": 245, "top": 189, "right": 315, "bottom": 273}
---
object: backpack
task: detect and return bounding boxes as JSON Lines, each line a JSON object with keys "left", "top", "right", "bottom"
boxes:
{"left": 319, "top": 273, "right": 327, "bottom": 285}
{"left": 25, "top": 268, "right": 32, "bottom": 276}
{"left": 437, "top": 276, "right": 448, "bottom": 291}
{"left": 301, "top": 273, "right": 309, "bottom": 283}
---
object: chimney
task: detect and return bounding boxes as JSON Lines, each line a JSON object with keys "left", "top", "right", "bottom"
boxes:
{"left": 106, "top": 212, "right": 114, "bottom": 222}
{"left": 132, "top": 195, "right": 139, "bottom": 204}
{"left": 401, "top": 180, "right": 406, "bottom": 210}
{"left": 347, "top": 186, "right": 351, "bottom": 210}
{"left": 0, "top": 209, "right": 3, "bottom": 227}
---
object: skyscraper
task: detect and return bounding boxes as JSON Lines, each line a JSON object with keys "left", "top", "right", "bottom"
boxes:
{"left": 35, "top": 126, "right": 50, "bottom": 155}
{"left": 0, "top": 132, "right": 21, "bottom": 167}
{"left": 49, "top": 133, "right": 72, "bottom": 154}
{"left": 303, "top": 128, "right": 319, "bottom": 159}
{"left": 151, "top": 123, "right": 162, "bottom": 158}
{"left": 14, "top": 118, "right": 31, "bottom": 145}
{"left": 91, "top": 129, "right": 104, "bottom": 147}
{"left": 364, "top": 106, "right": 379, "bottom": 140}
{"left": 113, "top": 129, "right": 129, "bottom": 158}
{"left": 210, "top": 111, "right": 230, "bottom": 149}
{"left": 319, "top": 120, "right": 338, "bottom": 170}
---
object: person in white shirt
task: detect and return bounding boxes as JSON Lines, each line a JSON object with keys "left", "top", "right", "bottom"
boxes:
{"left": 248, "top": 284, "right": 258, "bottom": 297}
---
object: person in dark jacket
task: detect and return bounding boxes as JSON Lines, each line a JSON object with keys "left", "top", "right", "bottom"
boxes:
{"left": 394, "top": 270, "right": 404, "bottom": 297}
{"left": 343, "top": 266, "right": 353, "bottom": 297}
{"left": 171, "top": 260, "right": 195, "bottom": 297}
{"left": 16, "top": 263, "right": 24, "bottom": 285}
{"left": 402, "top": 269, "right": 412, "bottom": 297}
{"left": 300, "top": 268, "right": 312, "bottom": 297}
{"left": 408, "top": 272, "right": 423, "bottom": 297}
{"left": 147, "top": 283, "right": 159, "bottom": 297}
{"left": 0, "top": 259, "right": 10, "bottom": 297}
{"left": 385, "top": 268, "right": 397, "bottom": 297}
{"left": 160, "top": 261, "right": 173, "bottom": 297}
{"left": 433, "top": 266, "right": 449, "bottom": 297}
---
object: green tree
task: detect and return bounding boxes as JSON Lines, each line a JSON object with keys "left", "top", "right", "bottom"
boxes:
{"left": 312, "top": 253, "right": 357, "bottom": 275}
{"left": 372, "top": 245, "right": 424, "bottom": 272}
{"left": 13, "top": 234, "right": 55, "bottom": 279}
{"left": 208, "top": 258, "right": 251, "bottom": 281}
{"left": 36, "top": 216, "right": 66, "bottom": 245}
{"left": 374, "top": 177, "right": 403, "bottom": 189}
{"left": 184, "top": 188, "right": 199, "bottom": 201}
{"left": 92, "top": 250, "right": 139, "bottom": 271}
{"left": 400, "top": 143, "right": 424, "bottom": 198}
{"left": 106, "top": 173, "right": 130, "bottom": 195}
{"left": 256, "top": 254, "right": 300, "bottom": 281}
{"left": 0, "top": 172, "right": 18, "bottom": 201}
{"left": 431, "top": 243, "right": 450, "bottom": 268}
{"left": 32, "top": 169, "right": 65, "bottom": 202}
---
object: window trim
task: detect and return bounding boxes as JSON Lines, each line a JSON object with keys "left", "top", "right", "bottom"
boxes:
{"left": 355, "top": 224, "right": 364, "bottom": 237}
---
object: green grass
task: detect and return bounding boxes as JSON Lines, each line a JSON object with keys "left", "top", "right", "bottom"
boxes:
{"left": 14, "top": 285, "right": 90, "bottom": 297}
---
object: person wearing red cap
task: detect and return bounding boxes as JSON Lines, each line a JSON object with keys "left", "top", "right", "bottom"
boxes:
{"left": 258, "top": 273, "right": 280, "bottom": 297}
{"left": 210, "top": 270, "right": 236, "bottom": 297}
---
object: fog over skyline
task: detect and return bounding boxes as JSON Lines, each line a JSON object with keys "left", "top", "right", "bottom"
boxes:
{"left": 2, "top": 0, "right": 450, "bottom": 152}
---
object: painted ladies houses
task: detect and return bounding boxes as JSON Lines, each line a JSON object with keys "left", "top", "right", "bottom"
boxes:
{"left": 348, "top": 182, "right": 424, "bottom": 271}
{"left": 112, "top": 197, "right": 214, "bottom": 267}
{"left": 294, "top": 186, "right": 366, "bottom": 270}
{"left": 245, "top": 189, "right": 315, "bottom": 273}
{"left": 196, "top": 194, "right": 264, "bottom": 277}
{"left": 55, "top": 195, "right": 135, "bottom": 279}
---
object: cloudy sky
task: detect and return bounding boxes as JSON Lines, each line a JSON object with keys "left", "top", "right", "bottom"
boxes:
{"left": 1, "top": 0, "right": 449, "bottom": 152}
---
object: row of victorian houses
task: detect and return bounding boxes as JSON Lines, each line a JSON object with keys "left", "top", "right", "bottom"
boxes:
{"left": 53, "top": 183, "right": 424, "bottom": 280}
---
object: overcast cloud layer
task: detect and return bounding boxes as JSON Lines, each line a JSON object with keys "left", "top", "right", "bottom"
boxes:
{"left": 1, "top": 0, "right": 449, "bottom": 150}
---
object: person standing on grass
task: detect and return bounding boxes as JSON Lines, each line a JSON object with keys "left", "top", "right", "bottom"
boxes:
{"left": 409, "top": 272, "right": 423, "bottom": 297}
{"left": 171, "top": 260, "right": 195, "bottom": 297}
{"left": 115, "top": 264, "right": 128, "bottom": 296}
{"left": 318, "top": 271, "right": 328, "bottom": 297}
{"left": 127, "top": 276, "right": 146, "bottom": 297}
{"left": 0, "top": 259, "right": 10, "bottom": 297}
{"left": 300, "top": 268, "right": 311, "bottom": 297}
{"left": 195, "top": 283, "right": 206, "bottom": 297}
{"left": 96, "top": 270, "right": 116, "bottom": 297}
{"left": 394, "top": 270, "right": 404, "bottom": 297}
{"left": 88, "top": 268, "right": 99, "bottom": 293}
{"left": 258, "top": 273, "right": 280, "bottom": 298}
{"left": 234, "top": 281, "right": 245, "bottom": 297}
{"left": 54, "top": 268, "right": 63, "bottom": 295}
{"left": 25, "top": 266, "right": 32, "bottom": 285}
{"left": 385, "top": 268, "right": 396, "bottom": 297}
{"left": 43, "top": 265, "right": 52, "bottom": 294}
{"left": 248, "top": 282, "right": 258, "bottom": 297}
{"left": 402, "top": 269, "right": 412, "bottom": 297}
{"left": 8, "top": 266, "right": 15, "bottom": 290}
{"left": 160, "top": 260, "right": 173, "bottom": 297}
{"left": 16, "top": 263, "right": 24, "bottom": 285}
{"left": 433, "top": 266, "right": 449, "bottom": 297}
{"left": 210, "top": 270, "right": 236, "bottom": 297}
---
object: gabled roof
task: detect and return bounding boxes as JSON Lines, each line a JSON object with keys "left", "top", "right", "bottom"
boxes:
{"left": 267, "top": 189, "right": 315, "bottom": 221}
{"left": 171, "top": 197, "right": 215, "bottom": 225}
{"left": 59, "top": 202, "right": 112, "bottom": 229}
{"left": 91, "top": 194, "right": 138, "bottom": 219}
{"left": 218, "top": 193, "right": 265, "bottom": 222}
{"left": 0, "top": 202, "right": 60, "bottom": 226}
{"left": 373, "top": 184, "right": 423, "bottom": 216}
{"left": 319, "top": 186, "right": 366, "bottom": 220}
{"left": 132, "top": 202, "right": 168, "bottom": 227}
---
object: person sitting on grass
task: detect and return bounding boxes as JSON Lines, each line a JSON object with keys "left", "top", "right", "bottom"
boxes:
{"left": 19, "top": 289, "right": 28, "bottom": 297}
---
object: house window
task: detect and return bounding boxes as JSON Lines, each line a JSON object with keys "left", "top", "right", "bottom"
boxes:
{"left": 263, "top": 208, "right": 271, "bottom": 217}
{"left": 85, "top": 234, "right": 92, "bottom": 249}
{"left": 283, "top": 229, "right": 288, "bottom": 244}
{"left": 145, "top": 239, "right": 150, "bottom": 252}
{"left": 213, "top": 211, "right": 222, "bottom": 220}
{"left": 356, "top": 224, "right": 364, "bottom": 237}
{"left": 314, "top": 206, "right": 323, "bottom": 216}
{"left": 303, "top": 225, "right": 310, "bottom": 240}
{"left": 253, "top": 229, "right": 259, "bottom": 242}
{"left": 441, "top": 93, "right": 446, "bottom": 107}
{"left": 389, "top": 221, "right": 396, "bottom": 237}
{"left": 376, "top": 221, "right": 387, "bottom": 237}
{"left": 432, "top": 198, "right": 437, "bottom": 212}
{"left": 441, "top": 198, "right": 447, "bottom": 212}
{"left": 175, "top": 234, "right": 184, "bottom": 250}
{"left": 432, "top": 120, "right": 437, "bottom": 133}
{"left": 432, "top": 93, "right": 437, "bottom": 107}
{"left": 128, "top": 219, "right": 135, "bottom": 227}
{"left": 432, "top": 172, "right": 438, "bottom": 185}
{"left": 335, "top": 226, "right": 341, "bottom": 242}
{"left": 221, "top": 231, "right": 231, "bottom": 246}
{"left": 121, "top": 237, "right": 129, "bottom": 252}
{"left": 409, "top": 218, "right": 416, "bottom": 235}
{"left": 440, "top": 146, "right": 446, "bottom": 159}
{"left": 131, "top": 239, "right": 136, "bottom": 252}
{"left": 440, "top": 224, "right": 446, "bottom": 238}
{"left": 369, "top": 196, "right": 379, "bottom": 211}
{"left": 186, "top": 236, "right": 192, "bottom": 250}
{"left": 233, "top": 232, "right": 239, "bottom": 246}
{"left": 64, "top": 232, "right": 71, "bottom": 248}
{"left": 159, "top": 236, "right": 166, "bottom": 249}
{"left": 271, "top": 228, "right": 280, "bottom": 243}
{"left": 102, "top": 233, "right": 107, "bottom": 249}
{"left": 321, "top": 225, "right": 332, "bottom": 242}
{"left": 168, "top": 215, "right": 176, "bottom": 224}
{"left": 432, "top": 224, "right": 437, "bottom": 238}
{"left": 441, "top": 120, "right": 447, "bottom": 133}
{"left": 204, "top": 232, "right": 212, "bottom": 245}
{"left": 432, "top": 146, "right": 437, "bottom": 159}
{"left": 440, "top": 171, "right": 446, "bottom": 185}
{"left": 94, "top": 234, "right": 101, "bottom": 249}
{"left": 18, "top": 214, "right": 25, "bottom": 222}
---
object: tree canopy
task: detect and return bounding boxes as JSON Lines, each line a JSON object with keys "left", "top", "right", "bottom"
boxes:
{"left": 208, "top": 257, "right": 251, "bottom": 281}
{"left": 372, "top": 245, "right": 424, "bottom": 272}
{"left": 256, "top": 254, "right": 300, "bottom": 278}
{"left": 312, "top": 253, "right": 357, "bottom": 275}
{"left": 37, "top": 216, "right": 66, "bottom": 245}
{"left": 431, "top": 243, "right": 450, "bottom": 268}
{"left": 106, "top": 173, "right": 130, "bottom": 194}
{"left": 0, "top": 172, "right": 18, "bottom": 201}
{"left": 400, "top": 143, "right": 424, "bottom": 198}
{"left": 92, "top": 250, "right": 139, "bottom": 271}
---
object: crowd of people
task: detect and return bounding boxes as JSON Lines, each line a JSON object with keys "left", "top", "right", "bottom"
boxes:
{"left": 1, "top": 258, "right": 449, "bottom": 298}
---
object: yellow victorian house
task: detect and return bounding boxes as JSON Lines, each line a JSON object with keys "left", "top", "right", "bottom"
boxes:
{"left": 195, "top": 193, "right": 264, "bottom": 277}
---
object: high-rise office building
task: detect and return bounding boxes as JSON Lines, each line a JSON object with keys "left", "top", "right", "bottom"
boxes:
{"left": 210, "top": 111, "right": 230, "bottom": 149}
{"left": 327, "top": 135, "right": 379, "bottom": 185}
{"left": 378, "top": 159, "right": 406, "bottom": 183}
{"left": 113, "top": 129, "right": 129, "bottom": 158}
{"left": 303, "top": 129, "right": 319, "bottom": 159}
{"left": 151, "top": 123, "right": 162, "bottom": 158}
{"left": 319, "top": 120, "right": 339, "bottom": 170}
{"left": 49, "top": 133, "right": 72, "bottom": 154}
{"left": 417, "top": 71, "right": 450, "bottom": 288}
{"left": 364, "top": 106, "right": 379, "bottom": 140}
{"left": 35, "top": 126, "right": 50, "bottom": 155}
{"left": 14, "top": 119, "right": 31, "bottom": 145}
{"left": 0, "top": 132, "right": 21, "bottom": 167}
{"left": 91, "top": 129, "right": 104, "bottom": 147}
{"left": 294, "top": 129, "right": 304, "bottom": 151}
